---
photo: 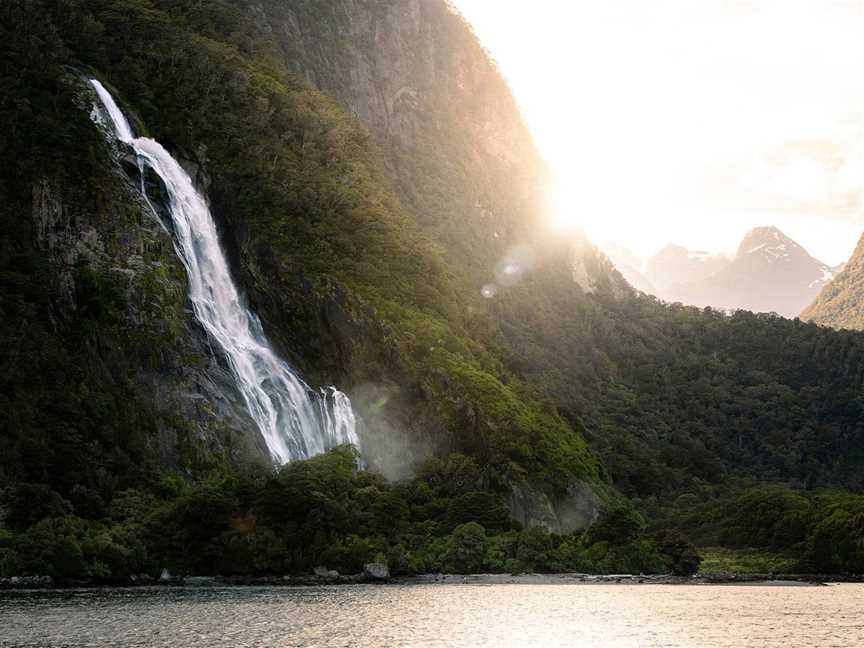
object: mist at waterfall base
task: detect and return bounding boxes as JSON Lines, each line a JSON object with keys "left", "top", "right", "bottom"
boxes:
{"left": 88, "top": 79, "right": 360, "bottom": 466}
{"left": 346, "top": 382, "right": 439, "bottom": 481}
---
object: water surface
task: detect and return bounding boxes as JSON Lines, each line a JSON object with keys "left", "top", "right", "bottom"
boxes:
{"left": 1, "top": 583, "right": 862, "bottom": 647}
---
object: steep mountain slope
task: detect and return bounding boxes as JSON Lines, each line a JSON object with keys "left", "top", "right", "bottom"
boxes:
{"left": 664, "top": 227, "right": 836, "bottom": 317}
{"left": 1, "top": 0, "right": 608, "bottom": 535}
{"left": 802, "top": 232, "right": 864, "bottom": 329}
{"left": 645, "top": 244, "right": 730, "bottom": 292}
{"left": 252, "top": 0, "right": 549, "bottom": 291}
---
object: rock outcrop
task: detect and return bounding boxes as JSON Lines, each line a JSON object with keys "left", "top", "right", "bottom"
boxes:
{"left": 507, "top": 479, "right": 601, "bottom": 534}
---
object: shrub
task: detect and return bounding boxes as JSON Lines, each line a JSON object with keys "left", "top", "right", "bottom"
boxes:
{"left": 585, "top": 506, "right": 645, "bottom": 545}
{"left": 516, "top": 526, "right": 552, "bottom": 572}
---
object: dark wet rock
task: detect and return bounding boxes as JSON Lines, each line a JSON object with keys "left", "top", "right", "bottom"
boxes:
{"left": 399, "top": 572, "right": 838, "bottom": 586}
{"left": 218, "top": 573, "right": 378, "bottom": 586}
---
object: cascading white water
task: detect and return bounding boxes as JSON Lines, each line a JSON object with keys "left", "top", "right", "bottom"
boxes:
{"left": 88, "top": 79, "right": 360, "bottom": 464}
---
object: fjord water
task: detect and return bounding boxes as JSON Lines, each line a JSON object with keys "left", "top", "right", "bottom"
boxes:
{"left": 2, "top": 584, "right": 863, "bottom": 647}
{"left": 88, "top": 80, "right": 359, "bottom": 463}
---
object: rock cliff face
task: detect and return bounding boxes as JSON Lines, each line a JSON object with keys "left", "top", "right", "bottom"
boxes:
{"left": 82, "top": 102, "right": 272, "bottom": 468}
{"left": 599, "top": 244, "right": 655, "bottom": 294}
{"left": 507, "top": 479, "right": 601, "bottom": 534}
{"left": 9, "top": 76, "right": 270, "bottom": 482}
{"left": 251, "top": 0, "right": 551, "bottom": 287}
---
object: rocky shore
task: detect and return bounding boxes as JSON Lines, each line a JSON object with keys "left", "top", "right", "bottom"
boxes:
{"left": 401, "top": 573, "right": 846, "bottom": 586}
{"left": 0, "top": 563, "right": 393, "bottom": 590}
{"left": 3, "top": 569, "right": 862, "bottom": 590}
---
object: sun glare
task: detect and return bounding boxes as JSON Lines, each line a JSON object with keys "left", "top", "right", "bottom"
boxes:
{"left": 454, "top": 0, "right": 864, "bottom": 265}
{"left": 547, "top": 185, "right": 582, "bottom": 232}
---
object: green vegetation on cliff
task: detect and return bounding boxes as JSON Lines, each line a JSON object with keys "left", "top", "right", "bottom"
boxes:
{"left": 67, "top": 0, "right": 603, "bottom": 493}
{"left": 0, "top": 0, "right": 165, "bottom": 497}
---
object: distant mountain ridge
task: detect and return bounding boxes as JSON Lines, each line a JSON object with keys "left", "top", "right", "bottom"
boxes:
{"left": 599, "top": 243, "right": 655, "bottom": 293}
{"left": 668, "top": 226, "right": 837, "bottom": 317}
{"left": 645, "top": 244, "right": 730, "bottom": 292}
{"left": 603, "top": 227, "right": 838, "bottom": 317}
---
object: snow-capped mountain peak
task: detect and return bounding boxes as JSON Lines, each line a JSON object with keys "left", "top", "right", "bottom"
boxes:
{"left": 647, "top": 226, "right": 836, "bottom": 317}
{"left": 736, "top": 226, "right": 805, "bottom": 262}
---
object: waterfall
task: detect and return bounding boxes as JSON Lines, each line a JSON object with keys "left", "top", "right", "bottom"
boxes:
{"left": 88, "top": 79, "right": 360, "bottom": 465}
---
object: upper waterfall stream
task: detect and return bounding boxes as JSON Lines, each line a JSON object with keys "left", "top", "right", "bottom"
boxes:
{"left": 89, "top": 79, "right": 359, "bottom": 464}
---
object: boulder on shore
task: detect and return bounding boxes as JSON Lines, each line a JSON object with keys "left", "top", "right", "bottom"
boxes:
{"left": 363, "top": 563, "right": 389, "bottom": 579}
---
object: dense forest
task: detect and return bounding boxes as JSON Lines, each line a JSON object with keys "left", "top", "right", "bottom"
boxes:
{"left": 1, "top": 450, "right": 700, "bottom": 580}
{"left": 2, "top": 0, "right": 864, "bottom": 580}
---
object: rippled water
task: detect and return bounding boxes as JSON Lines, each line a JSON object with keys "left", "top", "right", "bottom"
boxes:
{"left": 1, "top": 583, "right": 862, "bottom": 647}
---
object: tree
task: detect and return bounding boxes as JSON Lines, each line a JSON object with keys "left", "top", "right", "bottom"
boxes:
{"left": 653, "top": 530, "right": 701, "bottom": 576}
{"left": 445, "top": 522, "right": 487, "bottom": 573}
{"left": 516, "top": 526, "right": 552, "bottom": 572}
{"left": 586, "top": 506, "right": 645, "bottom": 545}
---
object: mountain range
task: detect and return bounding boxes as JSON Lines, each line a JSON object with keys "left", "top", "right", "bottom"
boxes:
{"left": 645, "top": 245, "right": 730, "bottom": 294}
{"left": 604, "top": 227, "right": 841, "bottom": 318}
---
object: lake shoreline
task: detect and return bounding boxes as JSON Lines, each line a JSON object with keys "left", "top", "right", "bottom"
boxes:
{"left": 2, "top": 572, "right": 861, "bottom": 590}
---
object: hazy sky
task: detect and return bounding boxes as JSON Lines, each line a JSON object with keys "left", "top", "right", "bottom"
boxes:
{"left": 453, "top": 0, "right": 864, "bottom": 265}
